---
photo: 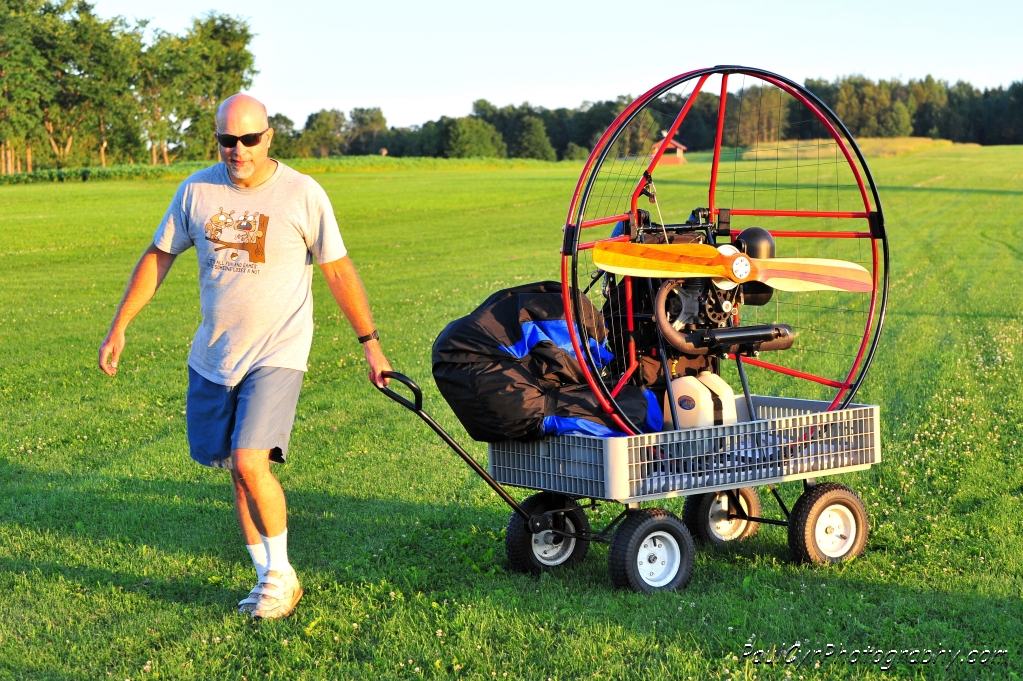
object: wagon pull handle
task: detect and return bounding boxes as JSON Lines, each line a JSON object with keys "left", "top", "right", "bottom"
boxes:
{"left": 376, "top": 371, "right": 423, "bottom": 412}
{"left": 374, "top": 369, "right": 531, "bottom": 523}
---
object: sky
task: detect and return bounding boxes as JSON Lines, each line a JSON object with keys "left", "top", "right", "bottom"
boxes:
{"left": 93, "top": 0, "right": 1023, "bottom": 129}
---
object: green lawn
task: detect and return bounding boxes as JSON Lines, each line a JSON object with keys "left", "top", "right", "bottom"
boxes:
{"left": 1, "top": 144, "right": 1022, "bottom": 680}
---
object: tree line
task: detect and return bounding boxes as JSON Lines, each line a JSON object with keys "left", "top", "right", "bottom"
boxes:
{"left": 273, "top": 74, "right": 1023, "bottom": 164}
{"left": 2, "top": 2, "right": 1021, "bottom": 174}
{"left": 0, "top": 0, "right": 256, "bottom": 174}
{"left": 807, "top": 75, "right": 1023, "bottom": 145}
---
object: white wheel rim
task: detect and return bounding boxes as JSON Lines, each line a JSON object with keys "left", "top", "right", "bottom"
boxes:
{"left": 531, "top": 517, "right": 577, "bottom": 566}
{"left": 814, "top": 503, "right": 857, "bottom": 558}
{"left": 636, "top": 531, "right": 681, "bottom": 587}
{"left": 709, "top": 492, "right": 749, "bottom": 542}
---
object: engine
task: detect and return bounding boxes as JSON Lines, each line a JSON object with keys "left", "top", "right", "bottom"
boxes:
{"left": 598, "top": 211, "right": 794, "bottom": 390}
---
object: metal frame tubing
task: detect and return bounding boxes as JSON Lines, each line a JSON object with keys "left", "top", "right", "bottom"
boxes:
{"left": 561, "top": 66, "right": 889, "bottom": 430}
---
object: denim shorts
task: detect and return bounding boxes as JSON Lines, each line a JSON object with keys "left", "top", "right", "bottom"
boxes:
{"left": 186, "top": 365, "right": 304, "bottom": 468}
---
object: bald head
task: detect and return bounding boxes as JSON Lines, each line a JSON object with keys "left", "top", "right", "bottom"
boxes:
{"left": 216, "top": 94, "right": 268, "bottom": 133}
{"left": 215, "top": 93, "right": 276, "bottom": 187}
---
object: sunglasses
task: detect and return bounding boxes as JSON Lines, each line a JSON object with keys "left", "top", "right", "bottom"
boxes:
{"left": 215, "top": 128, "right": 270, "bottom": 148}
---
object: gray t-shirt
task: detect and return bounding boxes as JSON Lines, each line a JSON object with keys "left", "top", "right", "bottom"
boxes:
{"left": 153, "top": 161, "right": 346, "bottom": 386}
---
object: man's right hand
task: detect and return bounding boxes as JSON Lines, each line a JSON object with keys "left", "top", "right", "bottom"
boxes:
{"left": 98, "top": 243, "right": 177, "bottom": 378}
{"left": 99, "top": 328, "right": 126, "bottom": 376}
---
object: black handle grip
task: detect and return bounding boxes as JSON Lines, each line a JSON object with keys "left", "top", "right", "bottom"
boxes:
{"left": 376, "top": 370, "right": 423, "bottom": 412}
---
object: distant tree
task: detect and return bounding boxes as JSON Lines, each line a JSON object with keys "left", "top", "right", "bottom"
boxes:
{"left": 346, "top": 107, "right": 387, "bottom": 155}
{"left": 536, "top": 107, "right": 572, "bottom": 158}
{"left": 384, "top": 120, "right": 444, "bottom": 157}
{"left": 788, "top": 87, "right": 825, "bottom": 140}
{"left": 0, "top": 5, "right": 255, "bottom": 170}
{"left": 471, "top": 99, "right": 500, "bottom": 123}
{"left": 31, "top": 1, "right": 116, "bottom": 167}
{"left": 441, "top": 116, "right": 506, "bottom": 158}
{"left": 909, "top": 75, "right": 947, "bottom": 138}
{"left": 999, "top": 82, "right": 1023, "bottom": 144}
{"left": 977, "top": 83, "right": 1023, "bottom": 145}
{"left": 880, "top": 100, "right": 912, "bottom": 137}
{"left": 303, "top": 109, "right": 346, "bottom": 157}
{"left": 836, "top": 77, "right": 880, "bottom": 136}
{"left": 606, "top": 96, "right": 658, "bottom": 158}
{"left": 562, "top": 141, "right": 589, "bottom": 160}
{"left": 414, "top": 120, "right": 444, "bottom": 156}
{"left": 804, "top": 78, "right": 840, "bottom": 111}
{"left": 800, "top": 76, "right": 915, "bottom": 139}
{"left": 176, "top": 13, "right": 257, "bottom": 160}
{"left": 569, "top": 99, "right": 622, "bottom": 151}
{"left": 941, "top": 81, "right": 980, "bottom": 143}
{"left": 510, "top": 116, "right": 555, "bottom": 160}
{"left": 267, "top": 113, "right": 303, "bottom": 158}
{"left": 473, "top": 99, "right": 564, "bottom": 159}
{"left": 78, "top": 12, "right": 142, "bottom": 167}
{"left": 0, "top": 0, "right": 45, "bottom": 173}
{"left": 724, "top": 85, "right": 789, "bottom": 146}
{"left": 656, "top": 91, "right": 719, "bottom": 151}
{"left": 473, "top": 99, "right": 522, "bottom": 152}
{"left": 136, "top": 30, "right": 189, "bottom": 165}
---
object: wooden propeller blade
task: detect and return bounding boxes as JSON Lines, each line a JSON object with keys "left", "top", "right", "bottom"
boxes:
{"left": 592, "top": 241, "right": 873, "bottom": 293}
{"left": 753, "top": 258, "right": 873, "bottom": 292}
{"left": 592, "top": 242, "right": 729, "bottom": 279}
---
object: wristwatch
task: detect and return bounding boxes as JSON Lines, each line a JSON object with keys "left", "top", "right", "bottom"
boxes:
{"left": 358, "top": 330, "right": 379, "bottom": 344}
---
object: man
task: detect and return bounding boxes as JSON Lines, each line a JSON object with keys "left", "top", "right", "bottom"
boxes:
{"left": 98, "top": 94, "right": 391, "bottom": 620}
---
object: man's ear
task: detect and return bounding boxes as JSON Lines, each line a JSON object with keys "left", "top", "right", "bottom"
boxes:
{"left": 265, "top": 127, "right": 275, "bottom": 148}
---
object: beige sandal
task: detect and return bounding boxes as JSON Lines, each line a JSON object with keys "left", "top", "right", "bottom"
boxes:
{"left": 247, "top": 570, "right": 303, "bottom": 620}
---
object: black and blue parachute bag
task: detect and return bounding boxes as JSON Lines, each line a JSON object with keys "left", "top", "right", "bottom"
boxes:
{"left": 432, "top": 281, "right": 661, "bottom": 442}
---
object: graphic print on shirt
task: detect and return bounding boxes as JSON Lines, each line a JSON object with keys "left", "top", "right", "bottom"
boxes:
{"left": 204, "top": 207, "right": 270, "bottom": 271}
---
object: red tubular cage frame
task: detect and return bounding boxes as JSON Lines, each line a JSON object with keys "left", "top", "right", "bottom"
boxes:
{"left": 560, "top": 66, "right": 890, "bottom": 435}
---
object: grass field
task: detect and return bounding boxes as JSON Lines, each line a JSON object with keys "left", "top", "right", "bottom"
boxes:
{"left": 2, "top": 143, "right": 1023, "bottom": 680}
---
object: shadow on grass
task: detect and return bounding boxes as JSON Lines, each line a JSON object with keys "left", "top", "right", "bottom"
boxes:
{"left": 1, "top": 459, "right": 1021, "bottom": 678}
{"left": 0, "top": 457, "right": 526, "bottom": 596}
{"left": 981, "top": 230, "right": 1023, "bottom": 260}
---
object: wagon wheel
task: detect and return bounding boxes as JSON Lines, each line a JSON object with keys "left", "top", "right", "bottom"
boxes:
{"left": 682, "top": 487, "right": 762, "bottom": 544}
{"left": 505, "top": 492, "right": 590, "bottom": 573}
{"left": 560, "top": 66, "right": 890, "bottom": 434}
{"left": 787, "top": 482, "right": 869, "bottom": 564}
{"left": 607, "top": 508, "right": 695, "bottom": 592}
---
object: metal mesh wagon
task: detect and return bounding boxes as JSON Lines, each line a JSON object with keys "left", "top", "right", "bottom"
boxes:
{"left": 488, "top": 396, "right": 880, "bottom": 503}
{"left": 380, "top": 372, "right": 881, "bottom": 593}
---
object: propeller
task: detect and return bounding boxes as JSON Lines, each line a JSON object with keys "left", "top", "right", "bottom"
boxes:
{"left": 591, "top": 241, "right": 873, "bottom": 293}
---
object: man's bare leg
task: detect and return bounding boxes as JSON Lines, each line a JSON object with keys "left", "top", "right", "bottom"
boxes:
{"left": 232, "top": 457, "right": 270, "bottom": 595}
{"left": 230, "top": 448, "right": 287, "bottom": 540}
{"left": 230, "top": 448, "right": 301, "bottom": 618}
{"left": 232, "top": 473, "right": 265, "bottom": 547}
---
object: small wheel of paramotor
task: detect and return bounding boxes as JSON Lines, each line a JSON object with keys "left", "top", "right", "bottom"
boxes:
{"left": 505, "top": 492, "right": 590, "bottom": 574}
{"left": 608, "top": 508, "right": 695, "bottom": 592}
{"left": 683, "top": 487, "right": 762, "bottom": 545}
{"left": 787, "top": 483, "right": 869, "bottom": 564}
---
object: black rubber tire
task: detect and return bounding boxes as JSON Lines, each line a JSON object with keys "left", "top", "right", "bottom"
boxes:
{"left": 787, "top": 483, "right": 869, "bottom": 565}
{"left": 681, "top": 493, "right": 711, "bottom": 538}
{"left": 608, "top": 508, "right": 695, "bottom": 592}
{"left": 683, "top": 488, "right": 761, "bottom": 545}
{"left": 505, "top": 492, "right": 590, "bottom": 574}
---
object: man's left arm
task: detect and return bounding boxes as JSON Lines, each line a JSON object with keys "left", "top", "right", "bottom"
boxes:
{"left": 318, "top": 256, "right": 392, "bottom": 387}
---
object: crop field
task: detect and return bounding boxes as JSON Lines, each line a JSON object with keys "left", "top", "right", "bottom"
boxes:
{"left": 2, "top": 142, "right": 1023, "bottom": 679}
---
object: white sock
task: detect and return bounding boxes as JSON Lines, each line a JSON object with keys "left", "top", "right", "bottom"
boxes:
{"left": 246, "top": 542, "right": 268, "bottom": 581}
{"left": 261, "top": 530, "right": 294, "bottom": 576}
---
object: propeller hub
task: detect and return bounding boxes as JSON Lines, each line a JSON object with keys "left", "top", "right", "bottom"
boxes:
{"left": 731, "top": 256, "right": 752, "bottom": 280}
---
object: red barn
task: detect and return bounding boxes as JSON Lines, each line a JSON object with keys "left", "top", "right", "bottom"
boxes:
{"left": 650, "top": 137, "right": 687, "bottom": 165}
